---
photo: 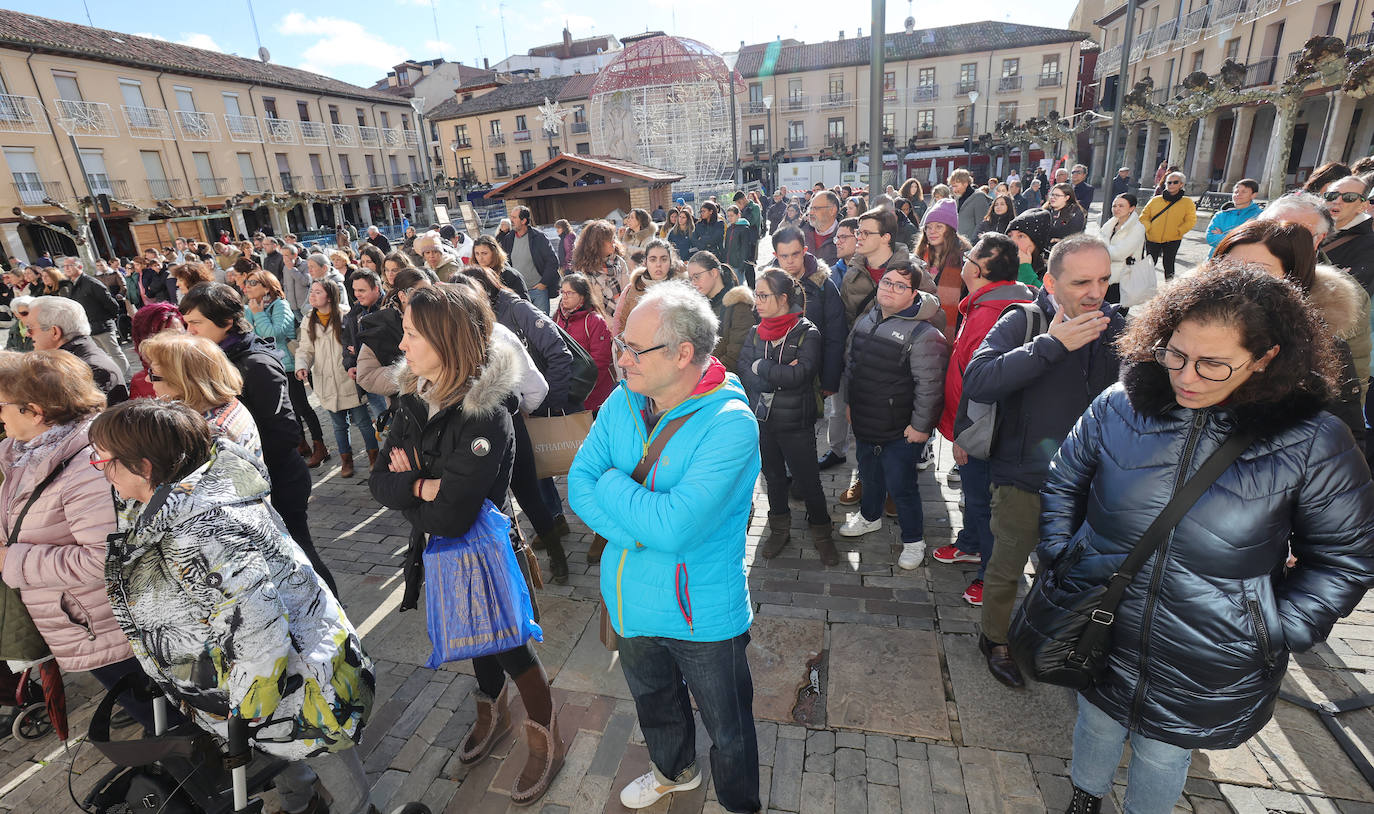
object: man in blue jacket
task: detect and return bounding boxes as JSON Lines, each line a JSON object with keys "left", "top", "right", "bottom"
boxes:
{"left": 962, "top": 234, "right": 1124, "bottom": 689}
{"left": 568, "top": 281, "right": 761, "bottom": 813}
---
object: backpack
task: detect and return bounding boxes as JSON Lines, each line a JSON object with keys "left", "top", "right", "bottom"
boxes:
{"left": 518, "top": 315, "right": 597, "bottom": 409}
{"left": 952, "top": 302, "right": 1045, "bottom": 460}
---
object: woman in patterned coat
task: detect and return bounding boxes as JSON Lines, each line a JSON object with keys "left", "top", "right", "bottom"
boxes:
{"left": 90, "top": 399, "right": 376, "bottom": 814}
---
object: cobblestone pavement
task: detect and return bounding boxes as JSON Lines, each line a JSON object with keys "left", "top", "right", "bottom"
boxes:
{"left": 6, "top": 211, "right": 1374, "bottom": 814}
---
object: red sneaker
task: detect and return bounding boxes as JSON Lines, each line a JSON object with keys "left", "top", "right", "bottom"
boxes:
{"left": 932, "top": 545, "right": 981, "bottom": 565}
{"left": 962, "top": 579, "right": 984, "bottom": 606}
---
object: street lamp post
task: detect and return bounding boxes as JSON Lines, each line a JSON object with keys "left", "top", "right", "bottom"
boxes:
{"left": 966, "top": 90, "right": 980, "bottom": 174}
{"left": 722, "top": 51, "right": 742, "bottom": 187}
{"left": 409, "top": 96, "right": 434, "bottom": 220}
{"left": 763, "top": 96, "right": 774, "bottom": 191}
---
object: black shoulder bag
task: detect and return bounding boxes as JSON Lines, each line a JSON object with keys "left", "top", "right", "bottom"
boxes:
{"left": 1008, "top": 431, "right": 1252, "bottom": 690}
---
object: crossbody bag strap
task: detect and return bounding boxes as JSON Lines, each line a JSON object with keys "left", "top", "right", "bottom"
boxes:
{"left": 630, "top": 414, "right": 692, "bottom": 484}
{"left": 1070, "top": 431, "right": 1252, "bottom": 661}
{"left": 2, "top": 452, "right": 80, "bottom": 544}
{"left": 1320, "top": 232, "right": 1359, "bottom": 256}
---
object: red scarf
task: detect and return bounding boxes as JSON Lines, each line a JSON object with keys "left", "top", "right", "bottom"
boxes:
{"left": 758, "top": 310, "right": 802, "bottom": 341}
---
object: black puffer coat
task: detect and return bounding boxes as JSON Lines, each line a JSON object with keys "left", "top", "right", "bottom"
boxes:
{"left": 842, "top": 292, "right": 949, "bottom": 443}
{"left": 1038, "top": 363, "right": 1374, "bottom": 750}
{"left": 492, "top": 289, "right": 572, "bottom": 411}
{"left": 736, "top": 316, "right": 822, "bottom": 431}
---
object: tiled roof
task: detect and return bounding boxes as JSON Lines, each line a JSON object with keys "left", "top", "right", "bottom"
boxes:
{"left": 735, "top": 21, "right": 1089, "bottom": 77}
{"left": 428, "top": 75, "right": 574, "bottom": 121}
{"left": 489, "top": 153, "right": 684, "bottom": 198}
{"left": 0, "top": 8, "right": 406, "bottom": 105}
{"left": 557, "top": 73, "right": 597, "bottom": 101}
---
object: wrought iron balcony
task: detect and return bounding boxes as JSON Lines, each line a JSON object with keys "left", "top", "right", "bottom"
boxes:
{"left": 390, "top": 172, "right": 409, "bottom": 186}
{"left": 998, "top": 76, "right": 1023, "bottom": 93}
{"left": 55, "top": 99, "right": 119, "bottom": 137}
{"left": 13, "top": 179, "right": 67, "bottom": 206}
{"left": 570, "top": 121, "right": 589, "bottom": 133}
{"left": 821, "top": 92, "right": 852, "bottom": 107}
{"left": 914, "top": 126, "right": 937, "bottom": 140}
{"left": 0, "top": 94, "right": 50, "bottom": 134}
{"left": 300, "top": 121, "right": 329, "bottom": 146}
{"left": 241, "top": 176, "right": 270, "bottom": 194}
{"left": 265, "top": 117, "right": 299, "bottom": 145}
{"left": 452, "top": 138, "right": 472, "bottom": 150}
{"left": 912, "top": 85, "right": 939, "bottom": 102}
{"left": 784, "top": 93, "right": 808, "bottom": 111}
{"left": 382, "top": 128, "right": 404, "bottom": 148}
{"left": 313, "top": 174, "right": 336, "bottom": 191}
{"left": 513, "top": 129, "right": 532, "bottom": 142}
{"left": 277, "top": 174, "right": 302, "bottom": 194}
{"left": 745, "top": 101, "right": 768, "bottom": 115}
{"left": 341, "top": 173, "right": 358, "bottom": 189}
{"left": 368, "top": 173, "right": 387, "bottom": 188}
{"left": 1094, "top": 47, "right": 1122, "bottom": 79}
{"left": 787, "top": 137, "right": 806, "bottom": 150}
{"left": 957, "top": 79, "right": 979, "bottom": 95}
{"left": 173, "top": 110, "right": 220, "bottom": 141}
{"left": 404, "top": 131, "right": 420, "bottom": 149}
{"left": 85, "top": 177, "right": 129, "bottom": 199}
{"left": 488, "top": 132, "right": 506, "bottom": 146}
{"left": 1038, "top": 72, "right": 1064, "bottom": 88}
{"left": 225, "top": 114, "right": 263, "bottom": 143}
{"left": 359, "top": 126, "right": 381, "bottom": 148}
{"left": 196, "top": 177, "right": 228, "bottom": 197}
{"left": 121, "top": 105, "right": 174, "bottom": 139}
{"left": 492, "top": 165, "right": 510, "bottom": 178}
{"left": 147, "top": 178, "right": 186, "bottom": 200}
{"left": 331, "top": 123, "right": 359, "bottom": 147}
{"left": 1244, "top": 56, "right": 1278, "bottom": 87}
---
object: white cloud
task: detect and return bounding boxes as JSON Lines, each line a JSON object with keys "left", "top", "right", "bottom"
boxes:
{"left": 276, "top": 12, "right": 410, "bottom": 73}
{"left": 134, "top": 32, "right": 169, "bottom": 41}
{"left": 177, "top": 33, "right": 223, "bottom": 52}
{"left": 423, "top": 39, "right": 455, "bottom": 55}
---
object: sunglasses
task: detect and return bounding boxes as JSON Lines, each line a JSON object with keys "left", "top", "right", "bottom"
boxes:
{"left": 1323, "top": 191, "right": 1368, "bottom": 203}
{"left": 1166, "top": 180, "right": 1183, "bottom": 186}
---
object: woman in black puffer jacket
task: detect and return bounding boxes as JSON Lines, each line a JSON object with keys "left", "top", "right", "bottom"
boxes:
{"left": 737, "top": 269, "right": 836, "bottom": 565}
{"left": 1037, "top": 267, "right": 1374, "bottom": 814}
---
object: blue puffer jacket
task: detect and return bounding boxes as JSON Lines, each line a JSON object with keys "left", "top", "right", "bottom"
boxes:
{"left": 1039, "top": 363, "right": 1374, "bottom": 749}
{"left": 568, "top": 359, "right": 760, "bottom": 642}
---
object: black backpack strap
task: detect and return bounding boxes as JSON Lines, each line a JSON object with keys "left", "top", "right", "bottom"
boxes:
{"left": 1069, "top": 431, "right": 1253, "bottom": 665}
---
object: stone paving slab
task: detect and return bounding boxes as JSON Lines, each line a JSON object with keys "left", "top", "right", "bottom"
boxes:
{"left": 826, "top": 623, "right": 949, "bottom": 740}
{"left": 941, "top": 633, "right": 1077, "bottom": 759}
{"left": 552, "top": 612, "right": 634, "bottom": 701}
{"left": 747, "top": 616, "right": 825, "bottom": 725}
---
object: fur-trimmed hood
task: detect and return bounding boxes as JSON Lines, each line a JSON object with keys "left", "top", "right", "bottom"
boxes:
{"left": 722, "top": 284, "right": 754, "bottom": 308}
{"left": 1309, "top": 264, "right": 1364, "bottom": 339}
{"left": 395, "top": 336, "right": 521, "bottom": 416}
{"left": 1122, "top": 358, "right": 1330, "bottom": 441}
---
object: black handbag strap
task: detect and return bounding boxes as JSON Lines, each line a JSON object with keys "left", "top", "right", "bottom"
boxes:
{"left": 1071, "top": 431, "right": 1252, "bottom": 662}
{"left": 2, "top": 452, "right": 79, "bottom": 544}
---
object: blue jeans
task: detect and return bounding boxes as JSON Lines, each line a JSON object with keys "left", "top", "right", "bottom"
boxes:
{"left": 365, "top": 392, "right": 388, "bottom": 423}
{"left": 1070, "top": 695, "right": 1192, "bottom": 814}
{"left": 329, "top": 405, "right": 378, "bottom": 455}
{"left": 617, "top": 632, "right": 761, "bottom": 813}
{"left": 539, "top": 477, "right": 564, "bottom": 518}
{"left": 953, "top": 456, "right": 994, "bottom": 579}
{"left": 855, "top": 438, "right": 924, "bottom": 543}
{"left": 529, "top": 286, "right": 551, "bottom": 314}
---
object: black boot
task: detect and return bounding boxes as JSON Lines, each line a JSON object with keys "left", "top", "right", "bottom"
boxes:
{"left": 545, "top": 535, "right": 569, "bottom": 586}
{"left": 1064, "top": 787, "right": 1101, "bottom": 814}
{"left": 979, "top": 634, "right": 1025, "bottom": 689}
{"left": 760, "top": 514, "right": 790, "bottom": 559}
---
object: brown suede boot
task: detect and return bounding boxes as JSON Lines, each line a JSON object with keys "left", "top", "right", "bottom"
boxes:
{"left": 760, "top": 513, "right": 790, "bottom": 559}
{"left": 306, "top": 439, "right": 330, "bottom": 469}
{"left": 366, "top": 448, "right": 378, "bottom": 472}
{"left": 458, "top": 684, "right": 511, "bottom": 764}
{"left": 339, "top": 453, "right": 355, "bottom": 478}
{"left": 510, "top": 713, "right": 565, "bottom": 805}
{"left": 809, "top": 521, "right": 840, "bottom": 566}
{"left": 587, "top": 533, "right": 607, "bottom": 565}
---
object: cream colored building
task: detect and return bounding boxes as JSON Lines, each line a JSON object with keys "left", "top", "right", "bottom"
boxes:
{"left": 0, "top": 8, "right": 426, "bottom": 264}
{"left": 1085, "top": 0, "right": 1374, "bottom": 194}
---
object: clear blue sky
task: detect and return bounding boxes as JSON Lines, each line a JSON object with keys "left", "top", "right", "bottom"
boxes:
{"left": 9, "top": 0, "right": 1082, "bottom": 88}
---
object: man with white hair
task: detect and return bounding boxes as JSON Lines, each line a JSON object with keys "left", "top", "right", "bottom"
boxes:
{"left": 27, "top": 296, "right": 127, "bottom": 404}
{"left": 59, "top": 255, "right": 128, "bottom": 377}
{"left": 366, "top": 225, "right": 391, "bottom": 253}
{"left": 305, "top": 252, "right": 348, "bottom": 304}
{"left": 568, "top": 281, "right": 761, "bottom": 813}
{"left": 1320, "top": 175, "right": 1374, "bottom": 293}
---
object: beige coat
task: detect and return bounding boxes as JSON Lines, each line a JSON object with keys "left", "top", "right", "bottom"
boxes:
{"left": 355, "top": 344, "right": 399, "bottom": 396}
{"left": 295, "top": 313, "right": 364, "bottom": 412}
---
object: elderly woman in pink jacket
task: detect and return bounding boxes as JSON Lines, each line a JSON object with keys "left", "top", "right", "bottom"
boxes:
{"left": 0, "top": 349, "right": 164, "bottom": 732}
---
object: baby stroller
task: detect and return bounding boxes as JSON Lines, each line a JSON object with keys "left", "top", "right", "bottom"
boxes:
{"left": 80, "top": 674, "right": 430, "bottom": 814}
{"left": 0, "top": 656, "right": 64, "bottom": 742}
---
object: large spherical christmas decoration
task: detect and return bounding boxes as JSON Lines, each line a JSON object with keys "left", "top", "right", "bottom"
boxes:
{"left": 589, "top": 35, "right": 743, "bottom": 192}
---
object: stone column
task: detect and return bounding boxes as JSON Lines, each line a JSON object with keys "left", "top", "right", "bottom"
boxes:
{"left": 332, "top": 202, "right": 344, "bottom": 229}
{"left": 231, "top": 209, "right": 249, "bottom": 240}
{"left": 1223, "top": 106, "right": 1257, "bottom": 188}
{"left": 304, "top": 204, "right": 319, "bottom": 231}
{"left": 269, "top": 206, "right": 289, "bottom": 236}
{"left": 1188, "top": 112, "right": 1221, "bottom": 194}
{"left": 1263, "top": 95, "right": 1302, "bottom": 199}
{"left": 0, "top": 223, "right": 29, "bottom": 265}
{"left": 1321, "top": 91, "right": 1356, "bottom": 165}
{"left": 1143, "top": 120, "right": 1162, "bottom": 176}
{"left": 1122, "top": 124, "right": 1141, "bottom": 182}
{"left": 358, "top": 195, "right": 373, "bottom": 228}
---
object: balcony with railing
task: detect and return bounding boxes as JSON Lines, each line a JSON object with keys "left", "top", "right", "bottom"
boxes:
{"left": 341, "top": 173, "right": 358, "bottom": 189}
{"left": 1244, "top": 56, "right": 1278, "bottom": 87}
{"left": 173, "top": 110, "right": 219, "bottom": 141}
{"left": 1208, "top": 0, "right": 1248, "bottom": 31}
{"left": 300, "top": 121, "right": 329, "bottom": 146}
{"left": 1150, "top": 87, "right": 1171, "bottom": 105}
{"left": 826, "top": 136, "right": 846, "bottom": 150}
{"left": 368, "top": 173, "right": 387, "bottom": 188}
{"left": 1038, "top": 71, "right": 1064, "bottom": 88}
{"left": 390, "top": 172, "right": 409, "bottom": 186}
{"left": 912, "top": 84, "right": 939, "bottom": 102}
{"left": 745, "top": 100, "right": 767, "bottom": 115}
{"left": 55, "top": 99, "right": 119, "bottom": 137}
{"left": 240, "top": 175, "right": 270, "bottom": 194}
{"left": 955, "top": 122, "right": 972, "bottom": 137}
{"left": 998, "top": 75, "right": 1023, "bottom": 93}
{"left": 0, "top": 94, "right": 50, "bottom": 134}
{"left": 487, "top": 132, "right": 506, "bottom": 147}
{"left": 784, "top": 94, "right": 808, "bottom": 111}
{"left": 512, "top": 129, "right": 532, "bottom": 142}
{"left": 404, "top": 131, "right": 420, "bottom": 148}
{"left": 1130, "top": 31, "right": 1153, "bottom": 62}
{"left": 13, "top": 179, "right": 66, "bottom": 206}
{"left": 1147, "top": 20, "right": 1178, "bottom": 56}
{"left": 518, "top": 160, "right": 535, "bottom": 174}
{"left": 86, "top": 177, "right": 129, "bottom": 199}
{"left": 1095, "top": 46, "right": 1122, "bottom": 79}
{"left": 1243, "top": 0, "right": 1281, "bottom": 20}
{"left": 748, "top": 140, "right": 768, "bottom": 155}
{"left": 121, "top": 105, "right": 174, "bottom": 139}
{"left": 1179, "top": 5, "right": 1210, "bottom": 44}
{"left": 312, "top": 174, "right": 335, "bottom": 191}
{"left": 382, "top": 128, "right": 404, "bottom": 148}
{"left": 492, "top": 165, "right": 510, "bottom": 178}
{"left": 225, "top": 114, "right": 263, "bottom": 143}
{"left": 265, "top": 117, "right": 300, "bottom": 145}
{"left": 147, "top": 178, "right": 186, "bottom": 200}
{"left": 914, "top": 125, "right": 937, "bottom": 140}
{"left": 193, "top": 177, "right": 226, "bottom": 197}
{"left": 570, "top": 121, "right": 589, "bottom": 133}
{"left": 359, "top": 126, "right": 381, "bottom": 148}
{"left": 787, "top": 137, "right": 806, "bottom": 150}
{"left": 1349, "top": 30, "right": 1374, "bottom": 48}
{"left": 331, "top": 123, "right": 359, "bottom": 147}
{"left": 957, "top": 79, "right": 979, "bottom": 95}
{"left": 821, "top": 92, "right": 853, "bottom": 107}
{"left": 277, "top": 174, "right": 302, "bottom": 193}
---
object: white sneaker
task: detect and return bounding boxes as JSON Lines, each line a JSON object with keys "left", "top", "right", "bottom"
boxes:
{"left": 916, "top": 439, "right": 934, "bottom": 470}
{"left": 898, "top": 541, "right": 926, "bottom": 570}
{"left": 838, "top": 511, "right": 882, "bottom": 537}
{"left": 620, "top": 769, "right": 702, "bottom": 809}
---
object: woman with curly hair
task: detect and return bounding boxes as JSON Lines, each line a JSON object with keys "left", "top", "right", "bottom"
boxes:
{"left": 1035, "top": 266, "right": 1374, "bottom": 814}
{"left": 571, "top": 219, "right": 629, "bottom": 317}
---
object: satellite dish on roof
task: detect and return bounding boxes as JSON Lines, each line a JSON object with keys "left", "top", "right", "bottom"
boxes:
{"left": 258, "top": 46, "right": 271, "bottom": 63}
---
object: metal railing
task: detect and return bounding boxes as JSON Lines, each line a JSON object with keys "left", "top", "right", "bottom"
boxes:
{"left": 341, "top": 173, "right": 358, "bottom": 189}
{"left": 912, "top": 84, "right": 939, "bottom": 102}
{"left": 1209, "top": 0, "right": 1247, "bottom": 29}
{"left": 998, "top": 76, "right": 1023, "bottom": 92}
{"left": 313, "top": 174, "right": 335, "bottom": 191}
{"left": 914, "top": 126, "right": 937, "bottom": 140}
{"left": 87, "top": 177, "right": 129, "bottom": 199}
{"left": 518, "top": 161, "right": 535, "bottom": 174}
{"left": 452, "top": 138, "right": 472, "bottom": 150}
{"left": 381, "top": 128, "right": 404, "bottom": 148}
{"left": 146, "top": 178, "right": 186, "bottom": 199}
{"left": 1350, "top": 30, "right": 1374, "bottom": 48}
{"left": 225, "top": 114, "right": 263, "bottom": 143}
{"left": 1095, "top": 47, "right": 1122, "bottom": 80}
{"left": 1179, "top": 5, "right": 1210, "bottom": 45}
{"left": 277, "top": 174, "right": 302, "bottom": 193}
{"left": 121, "top": 105, "right": 174, "bottom": 139}
{"left": 957, "top": 79, "right": 979, "bottom": 95}
{"left": 1130, "top": 31, "right": 1152, "bottom": 62}
{"left": 1038, "top": 72, "right": 1064, "bottom": 88}
{"left": 265, "top": 117, "right": 299, "bottom": 145}
{"left": 240, "top": 176, "right": 270, "bottom": 194}
{"left": 487, "top": 132, "right": 506, "bottom": 146}
{"left": 1244, "top": 56, "right": 1278, "bottom": 87}
{"left": 1147, "top": 20, "right": 1178, "bottom": 56}
{"left": 570, "top": 121, "right": 589, "bottom": 133}
{"left": 0, "top": 94, "right": 50, "bottom": 134}
{"left": 173, "top": 110, "right": 219, "bottom": 141}
{"left": 784, "top": 94, "right": 808, "bottom": 110}
{"left": 787, "top": 137, "right": 806, "bottom": 149}
{"left": 745, "top": 100, "right": 768, "bottom": 115}
{"left": 55, "top": 99, "right": 119, "bottom": 138}
{"left": 331, "top": 123, "right": 359, "bottom": 147}
{"left": 492, "top": 165, "right": 510, "bottom": 178}
{"left": 822, "top": 92, "right": 852, "bottom": 106}
{"left": 196, "top": 177, "right": 228, "bottom": 196}
{"left": 390, "top": 172, "right": 409, "bottom": 185}
{"left": 359, "top": 126, "right": 381, "bottom": 148}
{"left": 954, "top": 122, "right": 971, "bottom": 137}
{"left": 1242, "top": 0, "right": 1281, "bottom": 21}
{"left": 513, "top": 129, "right": 532, "bottom": 142}
{"left": 368, "top": 173, "right": 387, "bottom": 188}
{"left": 300, "top": 121, "right": 329, "bottom": 146}
{"left": 1150, "top": 88, "right": 1171, "bottom": 105}
{"left": 13, "top": 180, "right": 66, "bottom": 206}
{"left": 827, "top": 136, "right": 846, "bottom": 150}
{"left": 404, "top": 131, "right": 419, "bottom": 149}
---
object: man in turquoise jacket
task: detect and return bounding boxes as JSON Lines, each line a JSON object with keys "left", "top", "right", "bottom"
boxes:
{"left": 1205, "top": 178, "right": 1263, "bottom": 255}
{"left": 568, "top": 280, "right": 762, "bottom": 813}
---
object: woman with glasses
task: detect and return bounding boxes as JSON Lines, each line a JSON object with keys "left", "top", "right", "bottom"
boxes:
{"left": 141, "top": 331, "right": 262, "bottom": 462}
{"left": 554, "top": 273, "right": 615, "bottom": 412}
{"left": 8, "top": 295, "right": 34, "bottom": 351}
{"left": 296, "top": 281, "right": 375, "bottom": 478}
{"left": 0, "top": 350, "right": 164, "bottom": 732}
{"left": 1037, "top": 266, "right": 1374, "bottom": 814}
{"left": 836, "top": 260, "right": 950, "bottom": 571}
{"left": 1139, "top": 171, "right": 1198, "bottom": 280}
{"left": 126, "top": 301, "right": 184, "bottom": 399}
{"left": 1044, "top": 182, "right": 1088, "bottom": 246}
{"left": 738, "top": 270, "right": 838, "bottom": 565}
{"left": 688, "top": 251, "right": 755, "bottom": 373}
{"left": 243, "top": 268, "right": 327, "bottom": 466}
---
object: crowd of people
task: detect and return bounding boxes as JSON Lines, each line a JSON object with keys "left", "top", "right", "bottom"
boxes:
{"left": 0, "top": 148, "right": 1372, "bottom": 814}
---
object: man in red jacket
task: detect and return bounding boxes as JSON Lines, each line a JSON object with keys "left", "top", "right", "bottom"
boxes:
{"left": 932, "top": 233, "right": 1035, "bottom": 606}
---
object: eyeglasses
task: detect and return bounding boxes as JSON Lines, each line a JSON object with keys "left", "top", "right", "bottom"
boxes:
{"left": 1166, "top": 180, "right": 1184, "bottom": 186}
{"left": 612, "top": 334, "right": 668, "bottom": 364}
{"left": 688, "top": 270, "right": 713, "bottom": 283}
{"left": 243, "top": 280, "right": 262, "bottom": 287}
{"left": 855, "top": 229, "right": 877, "bottom": 239}
{"left": 89, "top": 450, "right": 115, "bottom": 471}
{"left": 1153, "top": 346, "right": 1252, "bottom": 382}
{"left": 754, "top": 291, "right": 776, "bottom": 301}
{"left": 878, "top": 279, "right": 912, "bottom": 292}
{"left": 1323, "top": 191, "right": 1368, "bottom": 203}
{"left": 147, "top": 371, "right": 164, "bottom": 382}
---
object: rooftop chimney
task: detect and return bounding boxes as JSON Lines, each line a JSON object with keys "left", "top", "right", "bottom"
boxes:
{"left": 857, "top": 27, "right": 863, "bottom": 37}
{"left": 838, "top": 30, "right": 845, "bottom": 39}
{"left": 483, "top": 57, "right": 489, "bottom": 69}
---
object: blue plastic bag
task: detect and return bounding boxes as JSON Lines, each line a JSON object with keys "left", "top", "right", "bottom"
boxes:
{"left": 422, "top": 500, "right": 543, "bottom": 667}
